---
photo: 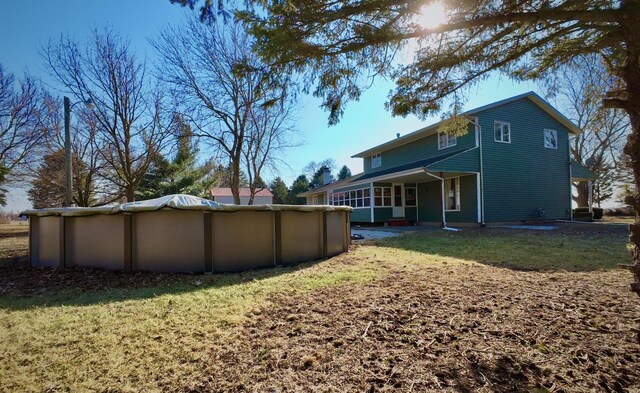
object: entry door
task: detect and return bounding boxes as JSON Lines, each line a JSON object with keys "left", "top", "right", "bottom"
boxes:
{"left": 392, "top": 184, "right": 405, "bottom": 218}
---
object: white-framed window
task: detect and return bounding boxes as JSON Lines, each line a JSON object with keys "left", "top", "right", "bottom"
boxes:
{"left": 444, "top": 177, "right": 460, "bottom": 211}
{"left": 373, "top": 187, "right": 392, "bottom": 207}
{"left": 438, "top": 132, "right": 457, "bottom": 150}
{"left": 331, "top": 188, "right": 370, "bottom": 208}
{"left": 371, "top": 153, "right": 382, "bottom": 168}
{"left": 494, "top": 121, "right": 511, "bottom": 143}
{"left": 544, "top": 129, "right": 558, "bottom": 149}
{"left": 405, "top": 187, "right": 417, "bottom": 207}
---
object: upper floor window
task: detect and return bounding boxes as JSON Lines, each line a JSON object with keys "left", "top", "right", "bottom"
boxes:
{"left": 371, "top": 153, "right": 381, "bottom": 168}
{"left": 544, "top": 129, "right": 558, "bottom": 149}
{"left": 494, "top": 121, "right": 511, "bottom": 143}
{"left": 438, "top": 132, "right": 457, "bottom": 150}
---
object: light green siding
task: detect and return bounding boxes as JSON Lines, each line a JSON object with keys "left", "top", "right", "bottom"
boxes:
{"left": 417, "top": 175, "right": 478, "bottom": 223}
{"left": 351, "top": 208, "right": 371, "bottom": 222}
{"left": 334, "top": 182, "right": 372, "bottom": 193}
{"left": 364, "top": 125, "right": 477, "bottom": 174}
{"left": 478, "top": 98, "right": 572, "bottom": 222}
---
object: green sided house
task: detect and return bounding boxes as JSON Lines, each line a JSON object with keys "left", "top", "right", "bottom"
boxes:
{"left": 299, "top": 92, "right": 595, "bottom": 226}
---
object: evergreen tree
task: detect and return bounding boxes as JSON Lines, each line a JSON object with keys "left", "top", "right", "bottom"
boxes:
{"left": 270, "top": 177, "right": 289, "bottom": 204}
{"left": 289, "top": 175, "right": 309, "bottom": 205}
{"left": 136, "top": 152, "right": 172, "bottom": 200}
{"left": 309, "top": 166, "right": 333, "bottom": 189}
{"left": 337, "top": 165, "right": 352, "bottom": 180}
{"left": 136, "top": 118, "right": 218, "bottom": 200}
{"left": 28, "top": 149, "right": 94, "bottom": 208}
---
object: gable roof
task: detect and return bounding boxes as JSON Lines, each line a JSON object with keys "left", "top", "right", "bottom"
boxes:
{"left": 352, "top": 91, "right": 581, "bottom": 158}
{"left": 210, "top": 187, "right": 273, "bottom": 198}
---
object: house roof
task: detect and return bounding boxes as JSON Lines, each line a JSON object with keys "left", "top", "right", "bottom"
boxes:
{"left": 210, "top": 187, "right": 273, "bottom": 198}
{"left": 299, "top": 149, "right": 475, "bottom": 196}
{"left": 297, "top": 173, "right": 364, "bottom": 197}
{"left": 355, "top": 148, "right": 474, "bottom": 181}
{"left": 352, "top": 91, "right": 581, "bottom": 158}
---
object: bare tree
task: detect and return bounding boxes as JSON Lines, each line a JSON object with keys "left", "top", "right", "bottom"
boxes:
{"left": 544, "top": 55, "right": 631, "bottom": 207}
{"left": 0, "top": 64, "right": 51, "bottom": 204}
{"left": 42, "top": 29, "right": 171, "bottom": 202}
{"left": 153, "top": 18, "right": 295, "bottom": 205}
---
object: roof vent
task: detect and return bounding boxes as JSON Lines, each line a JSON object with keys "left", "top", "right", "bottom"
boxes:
{"left": 396, "top": 133, "right": 400, "bottom": 139}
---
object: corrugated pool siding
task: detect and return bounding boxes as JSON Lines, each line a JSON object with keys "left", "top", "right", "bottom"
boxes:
{"left": 363, "top": 124, "right": 476, "bottom": 174}
{"left": 478, "top": 98, "right": 572, "bottom": 222}
{"left": 416, "top": 175, "right": 478, "bottom": 223}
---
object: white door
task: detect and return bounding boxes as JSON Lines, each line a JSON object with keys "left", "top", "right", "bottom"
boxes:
{"left": 392, "top": 183, "right": 405, "bottom": 218}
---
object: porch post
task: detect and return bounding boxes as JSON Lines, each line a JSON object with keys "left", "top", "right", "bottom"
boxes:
{"left": 588, "top": 181, "right": 594, "bottom": 214}
{"left": 439, "top": 172, "right": 446, "bottom": 228}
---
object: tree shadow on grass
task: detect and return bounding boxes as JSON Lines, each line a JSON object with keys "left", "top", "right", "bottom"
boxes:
{"left": 372, "top": 224, "right": 629, "bottom": 273}
{"left": 0, "top": 257, "right": 326, "bottom": 311}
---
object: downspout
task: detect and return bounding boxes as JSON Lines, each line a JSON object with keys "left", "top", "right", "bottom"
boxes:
{"left": 468, "top": 117, "right": 485, "bottom": 226}
{"left": 423, "top": 170, "right": 447, "bottom": 229}
{"left": 568, "top": 145, "right": 574, "bottom": 221}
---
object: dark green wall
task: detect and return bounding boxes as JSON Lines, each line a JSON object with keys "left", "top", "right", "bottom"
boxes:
{"left": 351, "top": 208, "right": 371, "bottom": 222}
{"left": 363, "top": 124, "right": 477, "bottom": 173}
{"left": 374, "top": 208, "right": 394, "bottom": 222}
{"left": 429, "top": 148, "right": 480, "bottom": 172}
{"left": 478, "top": 98, "right": 572, "bottom": 222}
{"left": 417, "top": 175, "right": 478, "bottom": 223}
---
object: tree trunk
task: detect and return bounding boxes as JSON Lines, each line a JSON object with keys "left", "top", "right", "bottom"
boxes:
{"left": 126, "top": 186, "right": 135, "bottom": 202}
{"left": 573, "top": 182, "right": 589, "bottom": 207}
{"left": 624, "top": 109, "right": 640, "bottom": 294}
{"left": 231, "top": 158, "right": 241, "bottom": 205}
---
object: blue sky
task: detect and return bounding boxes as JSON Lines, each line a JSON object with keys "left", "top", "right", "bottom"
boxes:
{"left": 0, "top": 0, "right": 539, "bottom": 211}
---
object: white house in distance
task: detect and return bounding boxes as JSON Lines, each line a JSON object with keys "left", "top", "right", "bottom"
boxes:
{"left": 209, "top": 187, "right": 274, "bottom": 205}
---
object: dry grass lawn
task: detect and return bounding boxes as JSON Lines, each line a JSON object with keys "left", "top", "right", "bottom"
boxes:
{"left": 0, "top": 222, "right": 638, "bottom": 392}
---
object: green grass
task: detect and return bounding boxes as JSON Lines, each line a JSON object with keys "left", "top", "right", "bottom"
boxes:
{"left": 376, "top": 226, "right": 630, "bottom": 271}
{"left": 0, "top": 223, "right": 631, "bottom": 391}
{"left": 0, "top": 252, "right": 382, "bottom": 392}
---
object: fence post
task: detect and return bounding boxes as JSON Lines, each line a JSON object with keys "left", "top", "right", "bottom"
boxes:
{"left": 59, "top": 216, "right": 66, "bottom": 269}
{"left": 124, "top": 213, "right": 133, "bottom": 273}
{"left": 204, "top": 212, "right": 213, "bottom": 273}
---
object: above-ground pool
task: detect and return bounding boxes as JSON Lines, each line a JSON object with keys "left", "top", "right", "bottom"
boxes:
{"left": 22, "top": 195, "right": 352, "bottom": 273}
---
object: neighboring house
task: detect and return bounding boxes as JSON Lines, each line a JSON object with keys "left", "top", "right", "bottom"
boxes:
{"left": 299, "top": 92, "right": 595, "bottom": 226}
{"left": 210, "top": 187, "right": 274, "bottom": 205}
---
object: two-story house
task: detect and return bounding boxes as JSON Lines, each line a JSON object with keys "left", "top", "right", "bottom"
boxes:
{"left": 299, "top": 92, "right": 595, "bottom": 226}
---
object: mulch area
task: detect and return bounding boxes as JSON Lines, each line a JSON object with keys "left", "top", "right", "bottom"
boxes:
{"left": 192, "top": 264, "right": 640, "bottom": 392}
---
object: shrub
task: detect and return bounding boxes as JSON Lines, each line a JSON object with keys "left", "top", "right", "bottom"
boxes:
{"left": 605, "top": 207, "right": 634, "bottom": 217}
{"left": 573, "top": 207, "right": 603, "bottom": 220}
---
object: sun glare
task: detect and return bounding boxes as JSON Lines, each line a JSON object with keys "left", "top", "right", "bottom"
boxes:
{"left": 419, "top": 2, "right": 448, "bottom": 29}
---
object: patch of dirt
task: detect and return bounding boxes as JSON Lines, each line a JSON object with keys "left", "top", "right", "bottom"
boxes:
{"left": 192, "top": 264, "right": 640, "bottom": 392}
{"left": 0, "top": 262, "right": 195, "bottom": 296}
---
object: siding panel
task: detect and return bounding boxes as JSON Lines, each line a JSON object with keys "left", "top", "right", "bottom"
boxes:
{"left": 478, "top": 98, "right": 572, "bottom": 222}
{"left": 364, "top": 125, "right": 477, "bottom": 174}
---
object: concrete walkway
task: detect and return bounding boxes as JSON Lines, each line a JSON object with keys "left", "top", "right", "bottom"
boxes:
{"left": 351, "top": 225, "right": 438, "bottom": 240}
